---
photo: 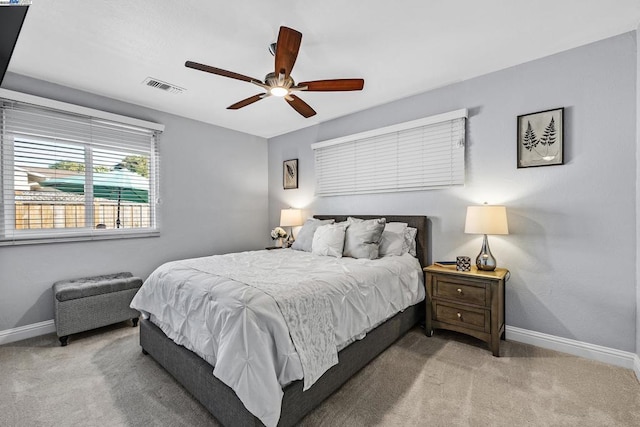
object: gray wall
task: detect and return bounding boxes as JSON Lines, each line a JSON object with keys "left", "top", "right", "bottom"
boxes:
{"left": 268, "top": 33, "right": 638, "bottom": 352}
{"left": 0, "top": 73, "right": 269, "bottom": 331}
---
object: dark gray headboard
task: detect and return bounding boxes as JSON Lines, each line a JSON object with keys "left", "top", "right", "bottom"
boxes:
{"left": 313, "top": 215, "right": 429, "bottom": 269}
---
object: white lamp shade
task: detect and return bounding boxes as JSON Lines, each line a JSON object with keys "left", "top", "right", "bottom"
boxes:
{"left": 280, "top": 208, "right": 303, "bottom": 227}
{"left": 464, "top": 205, "right": 509, "bottom": 235}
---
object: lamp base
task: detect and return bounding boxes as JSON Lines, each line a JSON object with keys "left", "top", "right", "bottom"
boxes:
{"left": 476, "top": 234, "right": 497, "bottom": 271}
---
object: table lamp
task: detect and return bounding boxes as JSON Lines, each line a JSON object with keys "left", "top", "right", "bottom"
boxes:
{"left": 464, "top": 204, "right": 509, "bottom": 271}
{"left": 280, "top": 208, "right": 303, "bottom": 246}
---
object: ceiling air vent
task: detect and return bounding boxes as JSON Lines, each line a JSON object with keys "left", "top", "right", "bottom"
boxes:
{"left": 142, "top": 77, "right": 185, "bottom": 94}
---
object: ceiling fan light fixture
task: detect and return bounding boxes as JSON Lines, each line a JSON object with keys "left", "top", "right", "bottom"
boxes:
{"left": 270, "top": 86, "right": 289, "bottom": 97}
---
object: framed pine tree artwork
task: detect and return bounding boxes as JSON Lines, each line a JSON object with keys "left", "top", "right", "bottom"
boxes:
{"left": 517, "top": 107, "right": 564, "bottom": 168}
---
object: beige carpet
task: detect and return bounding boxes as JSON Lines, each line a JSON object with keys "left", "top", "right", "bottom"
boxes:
{"left": 1, "top": 323, "right": 639, "bottom": 427}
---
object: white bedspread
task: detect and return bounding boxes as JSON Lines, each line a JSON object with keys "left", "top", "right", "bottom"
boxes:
{"left": 131, "top": 249, "right": 424, "bottom": 427}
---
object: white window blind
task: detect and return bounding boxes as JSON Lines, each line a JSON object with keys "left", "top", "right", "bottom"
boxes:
{"left": 312, "top": 109, "right": 467, "bottom": 196}
{"left": 0, "top": 89, "right": 163, "bottom": 245}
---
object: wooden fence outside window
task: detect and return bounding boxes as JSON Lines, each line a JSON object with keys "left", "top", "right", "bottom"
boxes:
{"left": 14, "top": 192, "right": 150, "bottom": 230}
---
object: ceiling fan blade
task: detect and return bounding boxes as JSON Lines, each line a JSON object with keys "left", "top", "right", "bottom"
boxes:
{"left": 285, "top": 94, "right": 316, "bottom": 118}
{"left": 296, "top": 79, "right": 365, "bottom": 91}
{"left": 185, "top": 61, "right": 260, "bottom": 83}
{"left": 227, "top": 94, "right": 268, "bottom": 110}
{"left": 274, "top": 26, "right": 302, "bottom": 80}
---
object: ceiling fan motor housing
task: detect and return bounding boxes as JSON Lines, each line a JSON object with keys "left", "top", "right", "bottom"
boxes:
{"left": 265, "top": 72, "right": 294, "bottom": 89}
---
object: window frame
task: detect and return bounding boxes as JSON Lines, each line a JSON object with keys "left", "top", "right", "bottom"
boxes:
{"left": 0, "top": 89, "right": 163, "bottom": 246}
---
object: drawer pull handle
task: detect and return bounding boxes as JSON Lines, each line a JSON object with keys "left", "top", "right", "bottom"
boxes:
{"left": 457, "top": 312, "right": 462, "bottom": 319}
{"left": 457, "top": 288, "right": 463, "bottom": 294}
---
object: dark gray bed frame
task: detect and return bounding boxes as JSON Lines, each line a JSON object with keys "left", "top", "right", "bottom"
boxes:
{"left": 140, "top": 215, "right": 428, "bottom": 426}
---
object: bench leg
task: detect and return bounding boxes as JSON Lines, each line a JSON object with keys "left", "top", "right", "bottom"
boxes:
{"left": 59, "top": 336, "right": 69, "bottom": 346}
{"left": 132, "top": 318, "right": 139, "bottom": 327}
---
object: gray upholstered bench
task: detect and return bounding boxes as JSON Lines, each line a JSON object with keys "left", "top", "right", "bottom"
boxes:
{"left": 53, "top": 272, "right": 143, "bottom": 346}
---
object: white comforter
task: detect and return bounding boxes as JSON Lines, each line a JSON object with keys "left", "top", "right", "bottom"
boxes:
{"left": 131, "top": 249, "right": 424, "bottom": 427}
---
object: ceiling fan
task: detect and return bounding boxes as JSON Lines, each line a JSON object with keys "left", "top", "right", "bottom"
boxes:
{"left": 185, "top": 26, "right": 365, "bottom": 118}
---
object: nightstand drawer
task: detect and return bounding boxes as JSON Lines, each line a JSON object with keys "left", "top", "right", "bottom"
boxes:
{"left": 434, "top": 278, "right": 487, "bottom": 306}
{"left": 434, "top": 302, "right": 488, "bottom": 332}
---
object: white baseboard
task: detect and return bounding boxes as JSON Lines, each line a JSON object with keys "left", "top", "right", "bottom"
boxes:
{"left": 506, "top": 325, "right": 636, "bottom": 370}
{"left": 2, "top": 320, "right": 638, "bottom": 377}
{"left": 0, "top": 319, "right": 55, "bottom": 345}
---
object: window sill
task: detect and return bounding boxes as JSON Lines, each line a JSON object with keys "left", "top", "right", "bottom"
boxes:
{"left": 0, "top": 230, "right": 160, "bottom": 246}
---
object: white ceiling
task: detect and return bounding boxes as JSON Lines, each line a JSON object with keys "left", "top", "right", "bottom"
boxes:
{"left": 7, "top": 1, "right": 640, "bottom": 139}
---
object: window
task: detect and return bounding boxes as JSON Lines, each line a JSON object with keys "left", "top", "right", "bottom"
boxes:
{"left": 0, "top": 89, "right": 163, "bottom": 245}
{"left": 312, "top": 109, "right": 467, "bottom": 196}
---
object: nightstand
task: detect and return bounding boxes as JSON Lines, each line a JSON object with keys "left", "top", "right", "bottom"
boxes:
{"left": 424, "top": 264, "right": 509, "bottom": 356}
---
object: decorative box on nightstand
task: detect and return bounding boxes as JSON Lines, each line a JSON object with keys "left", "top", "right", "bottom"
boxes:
{"left": 424, "top": 264, "right": 509, "bottom": 356}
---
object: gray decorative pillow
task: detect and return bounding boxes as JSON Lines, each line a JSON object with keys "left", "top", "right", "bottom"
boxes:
{"left": 343, "top": 217, "right": 386, "bottom": 259}
{"left": 379, "top": 222, "right": 408, "bottom": 257}
{"left": 291, "top": 218, "right": 335, "bottom": 252}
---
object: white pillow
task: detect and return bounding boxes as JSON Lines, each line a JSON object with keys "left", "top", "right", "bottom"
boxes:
{"left": 312, "top": 223, "right": 348, "bottom": 258}
{"left": 379, "top": 222, "right": 408, "bottom": 257}
{"left": 291, "top": 218, "right": 334, "bottom": 252}
{"left": 403, "top": 226, "right": 418, "bottom": 256}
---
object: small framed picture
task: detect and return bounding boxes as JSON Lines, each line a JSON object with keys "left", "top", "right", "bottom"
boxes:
{"left": 517, "top": 107, "right": 564, "bottom": 168}
{"left": 283, "top": 159, "right": 298, "bottom": 189}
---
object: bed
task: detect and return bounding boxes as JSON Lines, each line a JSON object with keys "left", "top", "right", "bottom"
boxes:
{"left": 135, "top": 214, "right": 428, "bottom": 426}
